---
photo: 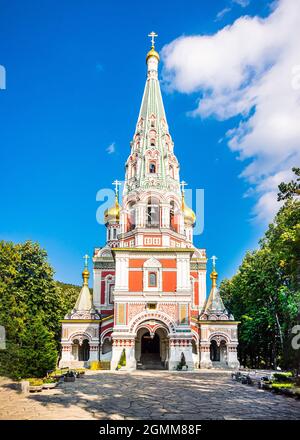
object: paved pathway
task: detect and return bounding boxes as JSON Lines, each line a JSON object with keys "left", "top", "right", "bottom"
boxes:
{"left": 0, "top": 370, "right": 299, "bottom": 420}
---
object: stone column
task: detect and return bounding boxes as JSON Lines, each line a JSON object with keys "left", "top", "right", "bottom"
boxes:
{"left": 199, "top": 343, "right": 212, "bottom": 368}
{"left": 161, "top": 203, "right": 170, "bottom": 228}
{"left": 111, "top": 338, "right": 136, "bottom": 371}
{"left": 89, "top": 343, "right": 100, "bottom": 362}
{"left": 168, "top": 338, "right": 194, "bottom": 370}
{"left": 59, "top": 343, "right": 72, "bottom": 367}
{"left": 227, "top": 344, "right": 240, "bottom": 369}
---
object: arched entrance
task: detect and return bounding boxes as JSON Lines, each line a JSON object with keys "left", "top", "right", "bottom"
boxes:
{"left": 135, "top": 326, "right": 169, "bottom": 370}
{"left": 141, "top": 332, "right": 160, "bottom": 355}
{"left": 210, "top": 338, "right": 228, "bottom": 365}
{"left": 71, "top": 338, "right": 90, "bottom": 362}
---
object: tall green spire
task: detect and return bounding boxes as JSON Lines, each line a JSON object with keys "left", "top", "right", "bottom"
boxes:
{"left": 124, "top": 34, "right": 180, "bottom": 197}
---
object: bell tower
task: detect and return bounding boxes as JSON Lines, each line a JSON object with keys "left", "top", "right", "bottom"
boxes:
{"left": 59, "top": 33, "right": 239, "bottom": 371}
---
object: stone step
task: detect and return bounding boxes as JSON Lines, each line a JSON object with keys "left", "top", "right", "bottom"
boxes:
{"left": 138, "top": 354, "right": 167, "bottom": 370}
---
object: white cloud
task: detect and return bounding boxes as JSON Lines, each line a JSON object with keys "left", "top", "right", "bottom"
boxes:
{"left": 161, "top": 0, "right": 300, "bottom": 223}
{"left": 232, "top": 0, "right": 250, "bottom": 7}
{"left": 216, "top": 7, "right": 231, "bottom": 21}
{"left": 106, "top": 142, "right": 116, "bottom": 154}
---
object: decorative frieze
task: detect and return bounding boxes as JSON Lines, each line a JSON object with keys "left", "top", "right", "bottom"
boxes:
{"left": 112, "top": 338, "right": 135, "bottom": 347}
{"left": 169, "top": 339, "right": 192, "bottom": 347}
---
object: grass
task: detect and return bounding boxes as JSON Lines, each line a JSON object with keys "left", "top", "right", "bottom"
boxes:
{"left": 271, "top": 382, "right": 293, "bottom": 389}
{"left": 25, "top": 378, "right": 44, "bottom": 386}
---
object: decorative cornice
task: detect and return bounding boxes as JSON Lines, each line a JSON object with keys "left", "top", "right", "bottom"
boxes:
{"left": 61, "top": 314, "right": 114, "bottom": 324}
{"left": 112, "top": 247, "right": 194, "bottom": 253}
{"left": 60, "top": 319, "right": 100, "bottom": 323}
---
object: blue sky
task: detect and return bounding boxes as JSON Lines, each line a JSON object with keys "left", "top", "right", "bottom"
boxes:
{"left": 0, "top": 0, "right": 290, "bottom": 285}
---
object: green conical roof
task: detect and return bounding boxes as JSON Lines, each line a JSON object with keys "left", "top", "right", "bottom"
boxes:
{"left": 138, "top": 69, "right": 166, "bottom": 123}
{"left": 204, "top": 285, "right": 227, "bottom": 315}
{"left": 74, "top": 284, "right": 93, "bottom": 311}
{"left": 201, "top": 268, "right": 232, "bottom": 319}
{"left": 124, "top": 44, "right": 181, "bottom": 196}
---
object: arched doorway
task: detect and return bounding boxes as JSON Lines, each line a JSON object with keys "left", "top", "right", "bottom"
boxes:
{"left": 135, "top": 326, "right": 168, "bottom": 370}
{"left": 210, "top": 338, "right": 227, "bottom": 365}
{"left": 71, "top": 338, "right": 90, "bottom": 362}
{"left": 101, "top": 337, "right": 112, "bottom": 361}
{"left": 141, "top": 332, "right": 160, "bottom": 355}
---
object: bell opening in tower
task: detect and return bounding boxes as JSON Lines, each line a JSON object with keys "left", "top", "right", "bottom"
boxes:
{"left": 146, "top": 197, "right": 160, "bottom": 228}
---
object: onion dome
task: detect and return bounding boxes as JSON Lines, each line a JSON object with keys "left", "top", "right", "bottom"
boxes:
{"left": 146, "top": 31, "right": 160, "bottom": 63}
{"left": 146, "top": 47, "right": 160, "bottom": 63}
{"left": 183, "top": 202, "right": 196, "bottom": 226}
{"left": 181, "top": 189, "right": 196, "bottom": 226}
{"left": 104, "top": 197, "right": 120, "bottom": 224}
{"left": 104, "top": 180, "right": 122, "bottom": 224}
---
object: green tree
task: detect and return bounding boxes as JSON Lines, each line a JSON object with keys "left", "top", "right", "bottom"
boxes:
{"left": 1, "top": 316, "right": 57, "bottom": 379}
{"left": 220, "top": 169, "right": 300, "bottom": 369}
{"left": 55, "top": 281, "right": 81, "bottom": 317}
{"left": 0, "top": 240, "right": 79, "bottom": 378}
{"left": 277, "top": 167, "right": 300, "bottom": 201}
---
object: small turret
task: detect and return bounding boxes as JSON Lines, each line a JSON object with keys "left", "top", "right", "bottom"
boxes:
{"left": 200, "top": 256, "right": 233, "bottom": 320}
{"left": 104, "top": 180, "right": 121, "bottom": 247}
{"left": 66, "top": 255, "right": 99, "bottom": 320}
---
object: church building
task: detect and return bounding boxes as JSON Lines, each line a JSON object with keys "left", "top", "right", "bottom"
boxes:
{"left": 59, "top": 34, "right": 240, "bottom": 371}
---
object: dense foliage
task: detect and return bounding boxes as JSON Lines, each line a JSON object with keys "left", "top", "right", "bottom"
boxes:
{"left": 0, "top": 241, "right": 80, "bottom": 378}
{"left": 220, "top": 170, "right": 300, "bottom": 370}
{"left": 55, "top": 280, "right": 81, "bottom": 318}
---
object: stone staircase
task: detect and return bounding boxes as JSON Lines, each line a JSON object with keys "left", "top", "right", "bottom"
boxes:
{"left": 212, "top": 361, "right": 229, "bottom": 369}
{"left": 137, "top": 353, "right": 166, "bottom": 370}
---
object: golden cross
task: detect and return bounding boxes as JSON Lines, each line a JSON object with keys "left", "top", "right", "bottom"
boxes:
{"left": 180, "top": 180, "right": 188, "bottom": 194}
{"left": 112, "top": 180, "right": 122, "bottom": 196}
{"left": 83, "top": 254, "right": 90, "bottom": 268}
{"left": 211, "top": 255, "right": 218, "bottom": 270}
{"left": 148, "top": 31, "right": 158, "bottom": 48}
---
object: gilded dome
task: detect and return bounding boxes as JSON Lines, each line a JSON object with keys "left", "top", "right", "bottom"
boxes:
{"left": 104, "top": 199, "right": 120, "bottom": 223}
{"left": 183, "top": 202, "right": 196, "bottom": 225}
{"left": 146, "top": 47, "right": 160, "bottom": 63}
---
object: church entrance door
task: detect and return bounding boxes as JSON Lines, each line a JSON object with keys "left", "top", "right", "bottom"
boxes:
{"left": 136, "top": 328, "right": 168, "bottom": 370}
{"left": 141, "top": 332, "right": 160, "bottom": 355}
{"left": 140, "top": 332, "right": 163, "bottom": 369}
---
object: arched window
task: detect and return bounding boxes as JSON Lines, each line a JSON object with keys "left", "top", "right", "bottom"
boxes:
{"left": 146, "top": 197, "right": 160, "bottom": 227}
{"left": 170, "top": 200, "right": 177, "bottom": 232}
{"left": 143, "top": 257, "right": 162, "bottom": 291}
{"left": 105, "top": 275, "right": 115, "bottom": 304}
{"left": 150, "top": 139, "right": 155, "bottom": 147}
{"left": 127, "top": 202, "right": 136, "bottom": 231}
{"left": 149, "top": 272, "right": 157, "bottom": 287}
{"left": 149, "top": 162, "right": 156, "bottom": 173}
{"left": 102, "top": 338, "right": 112, "bottom": 354}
